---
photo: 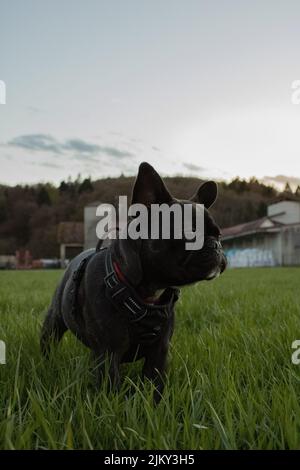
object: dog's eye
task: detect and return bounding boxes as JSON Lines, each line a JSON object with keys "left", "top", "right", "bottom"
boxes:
{"left": 208, "top": 226, "right": 221, "bottom": 238}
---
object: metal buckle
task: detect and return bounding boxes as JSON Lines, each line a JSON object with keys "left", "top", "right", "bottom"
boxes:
{"left": 104, "top": 271, "right": 119, "bottom": 289}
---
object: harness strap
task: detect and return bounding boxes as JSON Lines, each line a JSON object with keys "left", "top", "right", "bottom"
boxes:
{"left": 70, "top": 246, "right": 180, "bottom": 344}
{"left": 70, "top": 252, "right": 95, "bottom": 315}
{"left": 104, "top": 248, "right": 180, "bottom": 321}
{"left": 104, "top": 249, "right": 148, "bottom": 322}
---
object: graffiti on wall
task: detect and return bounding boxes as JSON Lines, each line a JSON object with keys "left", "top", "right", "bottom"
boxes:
{"left": 225, "top": 248, "right": 276, "bottom": 268}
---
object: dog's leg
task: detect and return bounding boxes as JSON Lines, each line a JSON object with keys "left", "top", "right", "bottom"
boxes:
{"left": 143, "top": 343, "right": 169, "bottom": 404}
{"left": 40, "top": 308, "right": 68, "bottom": 357}
{"left": 40, "top": 283, "right": 68, "bottom": 357}
{"left": 93, "top": 350, "right": 121, "bottom": 392}
{"left": 40, "top": 271, "right": 71, "bottom": 357}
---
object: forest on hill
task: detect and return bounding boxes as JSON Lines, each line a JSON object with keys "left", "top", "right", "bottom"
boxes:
{"left": 0, "top": 174, "right": 299, "bottom": 258}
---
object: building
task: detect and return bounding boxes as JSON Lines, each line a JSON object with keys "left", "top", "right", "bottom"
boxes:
{"left": 0, "top": 255, "right": 16, "bottom": 269}
{"left": 84, "top": 202, "right": 101, "bottom": 250}
{"left": 57, "top": 222, "right": 84, "bottom": 267}
{"left": 83, "top": 198, "right": 300, "bottom": 267}
{"left": 222, "top": 199, "right": 300, "bottom": 267}
{"left": 84, "top": 201, "right": 118, "bottom": 250}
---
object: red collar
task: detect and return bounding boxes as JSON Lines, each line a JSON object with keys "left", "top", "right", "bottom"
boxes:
{"left": 113, "top": 261, "right": 127, "bottom": 284}
{"left": 113, "top": 260, "right": 159, "bottom": 304}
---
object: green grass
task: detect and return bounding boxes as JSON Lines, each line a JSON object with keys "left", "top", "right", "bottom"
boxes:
{"left": 1, "top": 268, "right": 300, "bottom": 449}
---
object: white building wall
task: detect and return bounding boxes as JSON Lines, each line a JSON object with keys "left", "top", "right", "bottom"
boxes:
{"left": 281, "top": 224, "right": 300, "bottom": 265}
{"left": 84, "top": 203, "right": 116, "bottom": 250}
{"left": 268, "top": 201, "right": 300, "bottom": 224}
{"left": 223, "top": 226, "right": 300, "bottom": 266}
{"left": 84, "top": 206, "right": 99, "bottom": 250}
{"left": 223, "top": 232, "right": 281, "bottom": 266}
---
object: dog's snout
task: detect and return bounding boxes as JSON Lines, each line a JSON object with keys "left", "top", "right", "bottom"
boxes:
{"left": 206, "top": 236, "right": 222, "bottom": 250}
{"left": 220, "top": 255, "right": 227, "bottom": 273}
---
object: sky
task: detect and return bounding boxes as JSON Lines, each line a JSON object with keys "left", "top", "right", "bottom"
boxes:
{"left": 1, "top": 0, "right": 300, "bottom": 188}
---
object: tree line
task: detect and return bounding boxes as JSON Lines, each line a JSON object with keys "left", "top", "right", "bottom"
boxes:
{"left": 0, "top": 174, "right": 299, "bottom": 258}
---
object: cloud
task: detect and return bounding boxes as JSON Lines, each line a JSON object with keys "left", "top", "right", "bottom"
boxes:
{"left": 26, "top": 106, "right": 44, "bottom": 114}
{"left": 263, "top": 175, "right": 300, "bottom": 187}
{"left": 183, "top": 162, "right": 206, "bottom": 172}
{"left": 28, "top": 161, "right": 63, "bottom": 169}
{"left": 109, "top": 131, "right": 123, "bottom": 137}
{"left": 96, "top": 146, "right": 133, "bottom": 158}
{"left": 8, "top": 134, "right": 62, "bottom": 153}
{"left": 7, "top": 134, "right": 134, "bottom": 160}
{"left": 63, "top": 139, "right": 102, "bottom": 155}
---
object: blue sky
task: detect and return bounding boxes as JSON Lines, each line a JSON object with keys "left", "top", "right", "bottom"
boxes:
{"left": 1, "top": 0, "right": 300, "bottom": 186}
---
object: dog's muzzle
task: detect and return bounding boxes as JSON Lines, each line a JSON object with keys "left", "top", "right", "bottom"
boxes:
{"left": 205, "top": 236, "right": 227, "bottom": 274}
{"left": 205, "top": 236, "right": 222, "bottom": 251}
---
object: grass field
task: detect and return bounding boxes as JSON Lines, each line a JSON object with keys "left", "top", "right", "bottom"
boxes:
{"left": 0, "top": 267, "right": 300, "bottom": 450}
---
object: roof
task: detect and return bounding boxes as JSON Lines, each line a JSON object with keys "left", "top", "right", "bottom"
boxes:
{"left": 85, "top": 201, "right": 102, "bottom": 207}
{"left": 222, "top": 217, "right": 283, "bottom": 240}
{"left": 269, "top": 194, "right": 300, "bottom": 204}
{"left": 57, "top": 222, "right": 84, "bottom": 244}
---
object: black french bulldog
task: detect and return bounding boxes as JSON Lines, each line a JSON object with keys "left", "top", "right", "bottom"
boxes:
{"left": 41, "top": 162, "right": 226, "bottom": 402}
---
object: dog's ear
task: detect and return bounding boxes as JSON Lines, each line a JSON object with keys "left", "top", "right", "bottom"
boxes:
{"left": 131, "top": 162, "right": 172, "bottom": 206}
{"left": 114, "top": 236, "right": 143, "bottom": 286}
{"left": 191, "top": 181, "right": 218, "bottom": 208}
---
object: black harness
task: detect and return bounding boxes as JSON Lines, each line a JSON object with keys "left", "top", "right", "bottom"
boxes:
{"left": 70, "top": 247, "right": 180, "bottom": 344}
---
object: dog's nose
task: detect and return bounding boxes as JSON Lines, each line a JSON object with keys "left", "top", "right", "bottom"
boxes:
{"left": 206, "top": 236, "right": 222, "bottom": 250}
{"left": 220, "top": 254, "right": 227, "bottom": 273}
